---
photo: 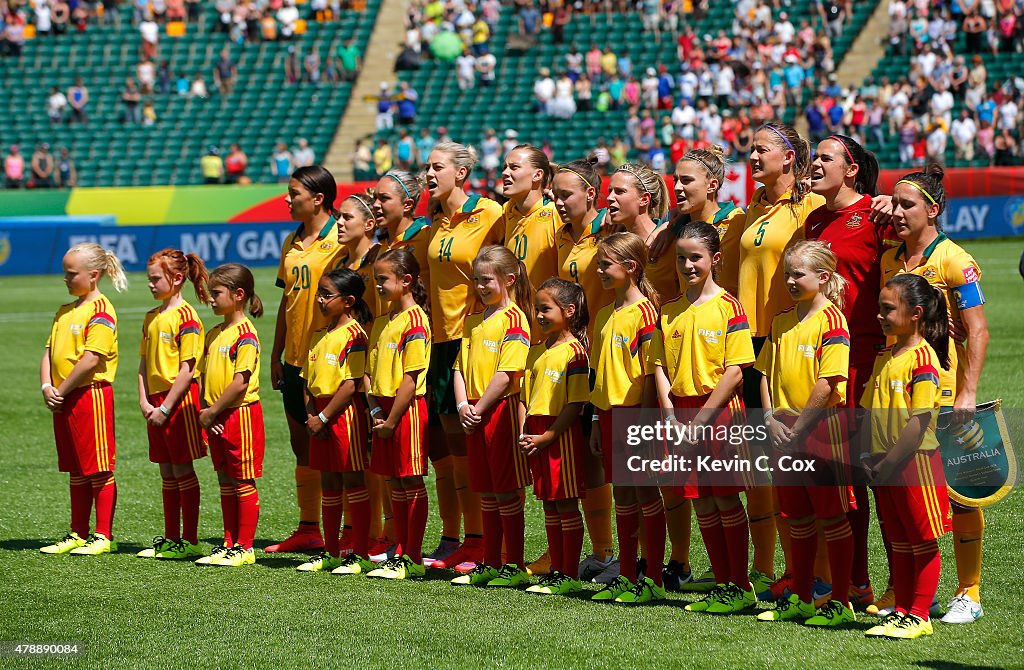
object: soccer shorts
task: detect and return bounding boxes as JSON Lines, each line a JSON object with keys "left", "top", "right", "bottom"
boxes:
{"left": 280, "top": 362, "right": 307, "bottom": 424}
{"left": 369, "top": 395, "right": 428, "bottom": 478}
{"left": 309, "top": 394, "right": 369, "bottom": 473}
{"left": 427, "top": 339, "right": 460, "bottom": 417}
{"left": 147, "top": 382, "right": 207, "bottom": 464}
{"left": 873, "top": 450, "right": 952, "bottom": 544}
{"left": 671, "top": 392, "right": 749, "bottom": 498}
{"left": 526, "top": 414, "right": 584, "bottom": 501}
{"left": 466, "top": 395, "right": 531, "bottom": 494}
{"left": 208, "top": 402, "right": 265, "bottom": 480}
{"left": 597, "top": 404, "right": 644, "bottom": 485}
{"left": 53, "top": 382, "right": 116, "bottom": 476}
{"left": 774, "top": 410, "right": 855, "bottom": 519}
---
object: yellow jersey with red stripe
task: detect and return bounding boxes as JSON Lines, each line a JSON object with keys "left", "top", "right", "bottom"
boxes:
{"left": 335, "top": 242, "right": 387, "bottom": 322}
{"left": 557, "top": 209, "right": 614, "bottom": 338}
{"left": 879, "top": 233, "right": 983, "bottom": 406}
{"left": 48, "top": 295, "right": 119, "bottom": 389}
{"left": 427, "top": 194, "right": 504, "bottom": 342}
{"left": 140, "top": 301, "right": 204, "bottom": 394}
{"left": 755, "top": 301, "right": 849, "bottom": 414}
{"left": 649, "top": 290, "right": 755, "bottom": 397}
{"left": 454, "top": 303, "right": 531, "bottom": 400}
{"left": 367, "top": 304, "right": 431, "bottom": 397}
{"left": 200, "top": 318, "right": 261, "bottom": 407}
{"left": 388, "top": 216, "right": 432, "bottom": 293}
{"left": 860, "top": 340, "right": 941, "bottom": 454}
{"left": 590, "top": 298, "right": 658, "bottom": 410}
{"left": 524, "top": 338, "right": 590, "bottom": 417}
{"left": 276, "top": 217, "right": 346, "bottom": 366}
{"left": 721, "top": 189, "right": 826, "bottom": 336}
{"left": 302, "top": 320, "right": 368, "bottom": 398}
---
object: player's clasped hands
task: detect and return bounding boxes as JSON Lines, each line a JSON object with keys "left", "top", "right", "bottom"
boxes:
{"left": 519, "top": 432, "right": 548, "bottom": 457}
{"left": 41, "top": 385, "right": 63, "bottom": 411}
{"left": 765, "top": 414, "right": 795, "bottom": 449}
{"left": 305, "top": 413, "right": 326, "bottom": 437}
{"left": 198, "top": 407, "right": 224, "bottom": 435}
{"left": 458, "top": 403, "right": 481, "bottom": 434}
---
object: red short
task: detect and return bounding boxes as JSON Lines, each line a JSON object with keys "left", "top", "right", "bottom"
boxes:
{"left": 369, "top": 395, "right": 427, "bottom": 478}
{"left": 147, "top": 383, "right": 207, "bottom": 464}
{"left": 774, "top": 410, "right": 855, "bottom": 519}
{"left": 208, "top": 402, "right": 265, "bottom": 480}
{"left": 598, "top": 404, "right": 641, "bottom": 485}
{"left": 53, "top": 383, "right": 116, "bottom": 476}
{"left": 671, "top": 392, "right": 749, "bottom": 499}
{"left": 310, "top": 394, "right": 369, "bottom": 473}
{"left": 873, "top": 451, "right": 952, "bottom": 544}
{"left": 526, "top": 414, "right": 584, "bottom": 501}
{"left": 467, "top": 395, "right": 531, "bottom": 493}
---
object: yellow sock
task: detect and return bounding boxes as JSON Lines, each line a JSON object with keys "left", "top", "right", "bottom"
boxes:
{"left": 746, "top": 486, "right": 776, "bottom": 577}
{"left": 433, "top": 455, "right": 461, "bottom": 539}
{"left": 453, "top": 454, "right": 482, "bottom": 536}
{"left": 662, "top": 487, "right": 692, "bottom": 567}
{"left": 582, "top": 483, "right": 614, "bottom": 558}
{"left": 296, "top": 465, "right": 322, "bottom": 525}
{"left": 952, "top": 506, "right": 984, "bottom": 602}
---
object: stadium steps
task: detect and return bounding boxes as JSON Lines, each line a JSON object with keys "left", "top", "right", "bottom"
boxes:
{"left": 833, "top": 0, "right": 890, "bottom": 89}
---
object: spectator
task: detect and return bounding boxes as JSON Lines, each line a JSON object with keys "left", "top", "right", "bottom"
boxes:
{"left": 36, "top": 0, "right": 53, "bottom": 36}
{"left": 352, "top": 137, "right": 373, "bottom": 180}
{"left": 324, "top": 57, "right": 339, "bottom": 83}
{"left": 55, "top": 147, "right": 77, "bottom": 187}
{"left": 224, "top": 144, "right": 248, "bottom": 183}
{"left": 142, "top": 98, "right": 157, "bottom": 125}
{"left": 963, "top": 9, "right": 988, "bottom": 54}
{"left": 993, "top": 127, "right": 1018, "bottom": 166}
{"left": 456, "top": 48, "right": 476, "bottom": 90}
{"left": 190, "top": 72, "right": 209, "bottom": 98}
{"left": 157, "top": 60, "right": 173, "bottom": 95}
{"left": 214, "top": 48, "right": 237, "bottom": 96}
{"left": 600, "top": 46, "right": 617, "bottom": 80}
{"left": 338, "top": 38, "right": 361, "bottom": 81}
{"left": 395, "top": 128, "right": 416, "bottom": 170}
{"left": 805, "top": 96, "right": 826, "bottom": 143}
{"left": 52, "top": 0, "right": 70, "bottom": 34}
{"left": 66, "top": 77, "right": 88, "bottom": 123}
{"left": 415, "top": 127, "right": 435, "bottom": 164}
{"left": 2, "top": 16, "right": 26, "bottom": 58}
{"left": 925, "top": 119, "right": 948, "bottom": 165}
{"left": 30, "top": 144, "right": 55, "bottom": 188}
{"left": 304, "top": 47, "right": 322, "bottom": 86}
{"left": 618, "top": 48, "right": 633, "bottom": 80}
{"left": 501, "top": 128, "right": 519, "bottom": 156}
{"left": 292, "top": 138, "right": 315, "bottom": 167}
{"left": 475, "top": 45, "right": 496, "bottom": 86}
{"left": 4, "top": 145, "right": 24, "bottom": 189}
{"left": 549, "top": 72, "right": 577, "bottom": 119}
{"left": 977, "top": 119, "right": 995, "bottom": 164}
{"left": 374, "top": 82, "right": 394, "bottom": 130}
{"left": 176, "top": 73, "right": 190, "bottom": 95}
{"left": 200, "top": 146, "right": 224, "bottom": 184}
{"left": 533, "top": 67, "right": 555, "bottom": 114}
{"left": 140, "top": 16, "right": 159, "bottom": 59}
{"left": 551, "top": 3, "right": 569, "bottom": 44}
{"left": 373, "top": 138, "right": 392, "bottom": 177}
{"left": 271, "top": 143, "right": 294, "bottom": 183}
{"left": 396, "top": 81, "right": 418, "bottom": 124}
{"left": 518, "top": 2, "right": 540, "bottom": 37}
{"left": 278, "top": 0, "right": 300, "bottom": 39}
{"left": 167, "top": 0, "right": 186, "bottom": 22}
{"left": 575, "top": 73, "right": 592, "bottom": 112}
{"left": 471, "top": 14, "right": 490, "bottom": 54}
{"left": 898, "top": 117, "right": 918, "bottom": 164}
{"left": 479, "top": 128, "right": 500, "bottom": 172}
{"left": 284, "top": 46, "right": 300, "bottom": 83}
{"left": 121, "top": 78, "right": 142, "bottom": 123}
{"left": 47, "top": 86, "right": 67, "bottom": 124}
{"left": 585, "top": 43, "right": 602, "bottom": 81}
{"left": 951, "top": 108, "right": 978, "bottom": 161}
{"left": 137, "top": 57, "right": 156, "bottom": 95}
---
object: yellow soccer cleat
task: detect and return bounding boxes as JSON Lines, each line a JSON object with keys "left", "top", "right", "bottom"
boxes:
{"left": 213, "top": 545, "right": 255, "bottom": 567}
{"left": 865, "top": 612, "right": 905, "bottom": 637}
{"left": 195, "top": 545, "right": 228, "bottom": 566}
{"left": 297, "top": 551, "right": 345, "bottom": 572}
{"left": 884, "top": 613, "right": 933, "bottom": 639}
{"left": 40, "top": 532, "right": 86, "bottom": 555}
{"left": 69, "top": 533, "right": 117, "bottom": 556}
{"left": 137, "top": 536, "right": 174, "bottom": 558}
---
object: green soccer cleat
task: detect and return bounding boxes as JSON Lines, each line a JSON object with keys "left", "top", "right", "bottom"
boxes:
{"left": 526, "top": 571, "right": 562, "bottom": 594}
{"left": 451, "top": 564, "right": 499, "bottom": 586}
{"left": 805, "top": 600, "right": 857, "bottom": 627}
{"left": 756, "top": 593, "right": 815, "bottom": 622}
{"left": 706, "top": 583, "right": 757, "bottom": 613}
{"left": 615, "top": 576, "right": 667, "bottom": 603}
{"left": 213, "top": 545, "right": 255, "bottom": 567}
{"left": 156, "top": 540, "right": 204, "bottom": 560}
{"left": 685, "top": 584, "right": 729, "bottom": 612}
{"left": 546, "top": 574, "right": 583, "bottom": 595}
{"left": 40, "top": 532, "right": 86, "bottom": 555}
{"left": 195, "top": 545, "right": 228, "bottom": 566}
{"left": 69, "top": 533, "right": 117, "bottom": 556}
{"left": 137, "top": 535, "right": 174, "bottom": 558}
{"left": 681, "top": 569, "right": 719, "bottom": 593}
{"left": 749, "top": 570, "right": 775, "bottom": 596}
{"left": 331, "top": 553, "right": 375, "bottom": 575}
{"left": 366, "top": 556, "right": 405, "bottom": 578}
{"left": 884, "top": 613, "right": 933, "bottom": 639}
{"left": 592, "top": 575, "right": 633, "bottom": 601}
{"left": 486, "top": 564, "right": 530, "bottom": 588}
{"left": 379, "top": 555, "right": 425, "bottom": 580}
{"left": 296, "top": 551, "right": 345, "bottom": 572}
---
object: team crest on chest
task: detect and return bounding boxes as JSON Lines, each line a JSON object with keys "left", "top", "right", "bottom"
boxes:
{"left": 320, "top": 241, "right": 334, "bottom": 251}
{"left": 70, "top": 324, "right": 83, "bottom": 335}
{"left": 921, "top": 266, "right": 938, "bottom": 281}
{"left": 846, "top": 214, "right": 863, "bottom": 229}
{"left": 798, "top": 343, "right": 817, "bottom": 358}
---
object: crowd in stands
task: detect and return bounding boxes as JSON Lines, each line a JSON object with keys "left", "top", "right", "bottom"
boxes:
{"left": 4, "top": 143, "right": 77, "bottom": 188}
{"left": 196, "top": 136, "right": 316, "bottom": 185}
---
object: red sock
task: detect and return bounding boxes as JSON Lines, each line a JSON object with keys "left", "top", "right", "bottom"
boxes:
{"left": 848, "top": 485, "right": 871, "bottom": 586}
{"left": 481, "top": 496, "right": 502, "bottom": 567}
{"left": 696, "top": 510, "right": 728, "bottom": 584}
{"left": 236, "top": 482, "right": 259, "bottom": 550}
{"left": 891, "top": 541, "right": 914, "bottom": 615}
{"left": 161, "top": 476, "right": 180, "bottom": 540}
{"left": 911, "top": 541, "right": 941, "bottom": 620}
{"left": 177, "top": 472, "right": 201, "bottom": 545}
{"left": 640, "top": 497, "right": 666, "bottom": 586}
{"left": 790, "top": 520, "right": 817, "bottom": 603}
{"left": 70, "top": 474, "right": 92, "bottom": 538}
{"left": 824, "top": 518, "right": 855, "bottom": 603}
{"left": 615, "top": 502, "right": 641, "bottom": 582}
{"left": 219, "top": 483, "right": 238, "bottom": 547}
{"left": 560, "top": 507, "right": 584, "bottom": 578}
{"left": 345, "top": 486, "right": 371, "bottom": 557}
{"left": 405, "top": 483, "right": 428, "bottom": 563}
{"left": 720, "top": 505, "right": 750, "bottom": 587}
{"left": 499, "top": 495, "right": 526, "bottom": 569}
{"left": 322, "top": 490, "right": 345, "bottom": 557}
{"left": 91, "top": 472, "right": 117, "bottom": 538}
{"left": 544, "top": 509, "right": 563, "bottom": 574}
{"left": 390, "top": 487, "right": 409, "bottom": 556}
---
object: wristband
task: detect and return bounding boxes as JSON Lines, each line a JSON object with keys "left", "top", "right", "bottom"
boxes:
{"left": 158, "top": 404, "right": 172, "bottom": 417}
{"left": 763, "top": 410, "right": 774, "bottom": 422}
{"left": 370, "top": 406, "right": 383, "bottom": 417}
{"left": 41, "top": 383, "right": 53, "bottom": 392}
{"left": 456, "top": 401, "right": 469, "bottom": 411}
{"left": 318, "top": 411, "right": 329, "bottom": 424}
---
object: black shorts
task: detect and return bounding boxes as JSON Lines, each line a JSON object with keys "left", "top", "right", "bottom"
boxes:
{"left": 281, "top": 362, "right": 307, "bottom": 424}
{"left": 427, "top": 339, "right": 461, "bottom": 417}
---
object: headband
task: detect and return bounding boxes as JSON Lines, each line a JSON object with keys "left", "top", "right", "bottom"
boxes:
{"left": 559, "top": 166, "right": 595, "bottom": 189}
{"left": 681, "top": 152, "right": 720, "bottom": 180}
{"left": 764, "top": 124, "right": 795, "bottom": 152}
{"left": 896, "top": 179, "right": 937, "bottom": 205}
{"left": 616, "top": 164, "right": 653, "bottom": 195}
{"left": 345, "top": 195, "right": 377, "bottom": 220}
{"left": 384, "top": 172, "right": 412, "bottom": 199}
{"left": 827, "top": 135, "right": 856, "bottom": 165}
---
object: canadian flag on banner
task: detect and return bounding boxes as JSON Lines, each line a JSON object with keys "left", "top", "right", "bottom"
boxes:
{"left": 718, "top": 162, "right": 752, "bottom": 208}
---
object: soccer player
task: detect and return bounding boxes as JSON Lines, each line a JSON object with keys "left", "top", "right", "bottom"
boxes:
{"left": 648, "top": 222, "right": 756, "bottom": 613}
{"left": 589, "top": 232, "right": 666, "bottom": 604}
{"left": 521, "top": 278, "right": 590, "bottom": 596}
{"left": 269, "top": 166, "right": 346, "bottom": 554}
{"left": 450, "top": 246, "right": 533, "bottom": 587}
{"left": 862, "top": 273, "right": 953, "bottom": 639}
{"left": 881, "top": 166, "right": 990, "bottom": 624}
{"left": 40, "top": 243, "right": 127, "bottom": 556}
{"left": 365, "top": 248, "right": 432, "bottom": 580}
{"left": 297, "top": 269, "right": 373, "bottom": 574}
{"left": 136, "top": 249, "right": 209, "bottom": 561}
{"left": 196, "top": 264, "right": 266, "bottom": 568}
{"left": 425, "top": 142, "right": 504, "bottom": 572}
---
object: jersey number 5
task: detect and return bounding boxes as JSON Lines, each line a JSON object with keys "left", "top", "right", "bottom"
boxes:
{"left": 753, "top": 220, "right": 769, "bottom": 247}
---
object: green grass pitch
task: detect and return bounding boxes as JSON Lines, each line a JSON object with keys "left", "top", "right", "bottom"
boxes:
{"left": 0, "top": 240, "right": 1022, "bottom": 668}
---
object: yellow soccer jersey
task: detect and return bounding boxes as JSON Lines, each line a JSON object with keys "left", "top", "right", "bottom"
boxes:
{"left": 335, "top": 242, "right": 387, "bottom": 322}
{"left": 649, "top": 290, "right": 755, "bottom": 397}
{"left": 556, "top": 209, "right": 613, "bottom": 337}
{"left": 504, "top": 197, "right": 562, "bottom": 293}
{"left": 276, "top": 217, "right": 346, "bottom": 366}
{"left": 427, "top": 194, "right": 504, "bottom": 342}
{"left": 200, "top": 318, "right": 261, "bottom": 407}
{"left": 755, "top": 301, "right": 849, "bottom": 414}
{"left": 524, "top": 338, "right": 590, "bottom": 417}
{"left": 367, "top": 304, "right": 431, "bottom": 398}
{"left": 721, "top": 189, "right": 825, "bottom": 336}
{"left": 674, "top": 202, "right": 745, "bottom": 290}
{"left": 454, "top": 303, "right": 531, "bottom": 400}
{"left": 302, "top": 320, "right": 368, "bottom": 398}
{"left": 590, "top": 298, "right": 658, "bottom": 411}
{"left": 47, "top": 294, "right": 118, "bottom": 389}
{"left": 388, "top": 217, "right": 432, "bottom": 294}
{"left": 879, "top": 233, "right": 984, "bottom": 405}
{"left": 860, "top": 340, "right": 941, "bottom": 454}
{"left": 140, "top": 301, "right": 204, "bottom": 394}
{"left": 646, "top": 222, "right": 682, "bottom": 304}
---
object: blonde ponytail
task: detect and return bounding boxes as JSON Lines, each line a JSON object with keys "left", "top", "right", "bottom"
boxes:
{"left": 67, "top": 242, "right": 128, "bottom": 292}
{"left": 784, "top": 240, "right": 846, "bottom": 309}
